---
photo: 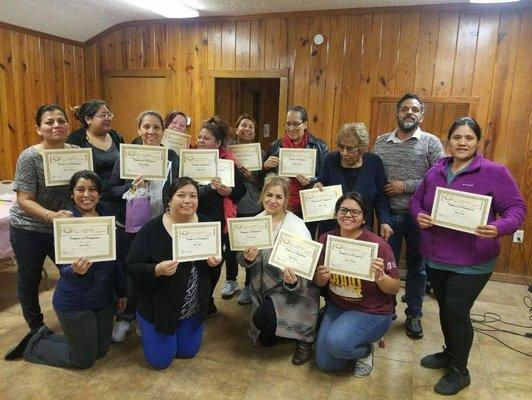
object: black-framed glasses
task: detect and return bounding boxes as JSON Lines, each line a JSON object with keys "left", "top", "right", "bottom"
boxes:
{"left": 338, "top": 144, "right": 360, "bottom": 154}
{"left": 337, "top": 207, "right": 363, "bottom": 217}
{"left": 94, "top": 112, "right": 114, "bottom": 119}
{"left": 284, "top": 121, "right": 304, "bottom": 130}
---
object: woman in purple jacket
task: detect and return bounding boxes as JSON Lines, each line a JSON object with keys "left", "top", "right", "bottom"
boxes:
{"left": 410, "top": 117, "right": 526, "bottom": 396}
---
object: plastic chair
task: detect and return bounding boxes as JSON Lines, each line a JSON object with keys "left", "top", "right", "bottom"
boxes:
{"left": 0, "top": 180, "right": 14, "bottom": 195}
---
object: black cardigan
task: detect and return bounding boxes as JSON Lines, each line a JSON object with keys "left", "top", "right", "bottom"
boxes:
{"left": 125, "top": 214, "right": 214, "bottom": 334}
{"left": 66, "top": 127, "right": 124, "bottom": 148}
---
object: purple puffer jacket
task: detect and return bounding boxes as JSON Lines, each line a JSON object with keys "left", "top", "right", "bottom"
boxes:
{"left": 410, "top": 154, "right": 526, "bottom": 266}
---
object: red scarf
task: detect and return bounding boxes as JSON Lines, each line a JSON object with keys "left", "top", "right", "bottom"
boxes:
{"left": 281, "top": 130, "right": 309, "bottom": 214}
{"left": 219, "top": 147, "right": 238, "bottom": 233}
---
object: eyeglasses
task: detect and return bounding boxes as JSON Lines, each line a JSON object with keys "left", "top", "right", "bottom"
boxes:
{"left": 284, "top": 121, "right": 304, "bottom": 130}
{"left": 94, "top": 113, "right": 114, "bottom": 119}
{"left": 337, "top": 207, "right": 363, "bottom": 217}
{"left": 338, "top": 144, "right": 360, "bottom": 154}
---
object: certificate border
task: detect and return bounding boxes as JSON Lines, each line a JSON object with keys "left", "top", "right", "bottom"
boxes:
{"left": 178, "top": 149, "right": 219, "bottom": 183}
{"left": 119, "top": 144, "right": 168, "bottom": 180}
{"left": 172, "top": 221, "right": 222, "bottom": 262}
{"left": 268, "top": 230, "right": 323, "bottom": 280}
{"left": 53, "top": 216, "right": 116, "bottom": 264}
{"left": 278, "top": 148, "right": 317, "bottom": 178}
{"left": 324, "top": 235, "right": 378, "bottom": 282}
{"left": 218, "top": 159, "right": 235, "bottom": 187}
{"left": 227, "top": 143, "right": 263, "bottom": 171}
{"left": 300, "top": 185, "right": 343, "bottom": 222}
{"left": 161, "top": 129, "right": 191, "bottom": 151}
{"left": 43, "top": 148, "right": 94, "bottom": 187}
{"left": 227, "top": 215, "right": 273, "bottom": 251}
{"left": 431, "top": 187, "right": 492, "bottom": 234}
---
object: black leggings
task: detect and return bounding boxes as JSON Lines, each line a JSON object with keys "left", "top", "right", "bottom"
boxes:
{"left": 252, "top": 297, "right": 278, "bottom": 346}
{"left": 427, "top": 267, "right": 491, "bottom": 371}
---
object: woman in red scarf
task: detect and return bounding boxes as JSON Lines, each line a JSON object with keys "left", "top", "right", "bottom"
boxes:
{"left": 263, "top": 106, "right": 329, "bottom": 218}
{"left": 195, "top": 116, "right": 247, "bottom": 316}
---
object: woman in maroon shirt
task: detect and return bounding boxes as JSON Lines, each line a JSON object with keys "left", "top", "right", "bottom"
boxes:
{"left": 313, "top": 192, "right": 400, "bottom": 377}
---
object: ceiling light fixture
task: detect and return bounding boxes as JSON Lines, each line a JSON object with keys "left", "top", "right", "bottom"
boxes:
{"left": 124, "top": 0, "right": 199, "bottom": 18}
{"left": 470, "top": 0, "right": 520, "bottom": 3}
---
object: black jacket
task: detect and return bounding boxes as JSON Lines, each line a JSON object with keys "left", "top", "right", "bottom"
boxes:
{"left": 126, "top": 214, "right": 213, "bottom": 334}
{"left": 264, "top": 130, "right": 329, "bottom": 177}
{"left": 107, "top": 148, "right": 180, "bottom": 225}
{"left": 66, "top": 127, "right": 124, "bottom": 148}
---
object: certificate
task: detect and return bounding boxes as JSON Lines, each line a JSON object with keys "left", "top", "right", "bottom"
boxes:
{"left": 300, "top": 185, "right": 343, "bottom": 222}
{"left": 172, "top": 221, "right": 222, "bottom": 262}
{"left": 120, "top": 144, "right": 168, "bottom": 180}
{"left": 324, "top": 235, "right": 378, "bottom": 282}
{"left": 43, "top": 148, "right": 93, "bottom": 186}
{"left": 278, "top": 148, "right": 317, "bottom": 178}
{"left": 268, "top": 230, "right": 323, "bottom": 280}
{"left": 218, "top": 159, "right": 235, "bottom": 187}
{"left": 161, "top": 129, "right": 191, "bottom": 152}
{"left": 227, "top": 143, "right": 263, "bottom": 171}
{"left": 227, "top": 215, "right": 274, "bottom": 251}
{"left": 431, "top": 187, "right": 492, "bottom": 234}
{"left": 179, "top": 149, "right": 219, "bottom": 184}
{"left": 53, "top": 216, "right": 116, "bottom": 264}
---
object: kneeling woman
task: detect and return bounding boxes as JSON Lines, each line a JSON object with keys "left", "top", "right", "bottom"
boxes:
{"left": 23, "top": 171, "right": 127, "bottom": 369}
{"left": 236, "top": 175, "right": 320, "bottom": 366}
{"left": 126, "top": 177, "right": 222, "bottom": 369}
{"left": 314, "top": 192, "right": 399, "bottom": 377}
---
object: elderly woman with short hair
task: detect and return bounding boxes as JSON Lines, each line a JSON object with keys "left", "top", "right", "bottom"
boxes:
{"left": 314, "top": 123, "right": 392, "bottom": 239}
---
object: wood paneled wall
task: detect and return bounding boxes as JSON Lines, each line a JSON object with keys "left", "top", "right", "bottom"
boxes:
{"left": 0, "top": 5, "right": 530, "bottom": 279}
{"left": 0, "top": 26, "right": 85, "bottom": 180}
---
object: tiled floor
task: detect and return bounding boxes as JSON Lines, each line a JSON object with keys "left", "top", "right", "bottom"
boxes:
{"left": 0, "top": 258, "right": 531, "bottom": 400}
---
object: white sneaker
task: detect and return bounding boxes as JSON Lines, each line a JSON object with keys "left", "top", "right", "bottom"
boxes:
{"left": 237, "top": 285, "right": 252, "bottom": 305}
{"left": 111, "top": 320, "right": 131, "bottom": 343}
{"left": 221, "top": 280, "right": 239, "bottom": 299}
{"left": 353, "top": 343, "right": 374, "bottom": 377}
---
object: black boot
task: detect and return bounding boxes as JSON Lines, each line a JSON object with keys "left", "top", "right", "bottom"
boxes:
{"left": 421, "top": 347, "right": 451, "bottom": 369}
{"left": 292, "top": 341, "right": 312, "bottom": 366}
{"left": 434, "top": 366, "right": 471, "bottom": 395}
{"left": 5, "top": 329, "right": 38, "bottom": 360}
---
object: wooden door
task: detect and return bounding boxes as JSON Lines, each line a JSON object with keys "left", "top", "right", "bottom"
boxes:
{"left": 103, "top": 70, "right": 173, "bottom": 143}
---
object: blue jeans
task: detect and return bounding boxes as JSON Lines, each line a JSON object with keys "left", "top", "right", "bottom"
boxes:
{"left": 315, "top": 302, "right": 392, "bottom": 372}
{"left": 388, "top": 212, "right": 425, "bottom": 317}
{"left": 137, "top": 312, "right": 203, "bottom": 370}
{"left": 10, "top": 226, "right": 55, "bottom": 330}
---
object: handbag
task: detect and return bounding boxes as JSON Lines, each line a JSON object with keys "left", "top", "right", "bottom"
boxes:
{"left": 124, "top": 187, "right": 151, "bottom": 233}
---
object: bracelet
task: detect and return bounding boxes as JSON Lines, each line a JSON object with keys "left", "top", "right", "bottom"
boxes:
{"left": 44, "top": 211, "right": 51, "bottom": 223}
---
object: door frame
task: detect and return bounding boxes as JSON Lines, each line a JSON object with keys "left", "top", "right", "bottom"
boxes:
{"left": 207, "top": 70, "right": 289, "bottom": 139}
{"left": 103, "top": 69, "right": 174, "bottom": 113}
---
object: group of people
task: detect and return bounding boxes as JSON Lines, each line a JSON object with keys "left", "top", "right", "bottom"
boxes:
{"left": 4, "top": 93, "right": 526, "bottom": 396}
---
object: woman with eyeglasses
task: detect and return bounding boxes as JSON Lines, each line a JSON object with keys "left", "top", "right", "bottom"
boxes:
{"left": 67, "top": 99, "right": 124, "bottom": 214}
{"left": 263, "top": 106, "right": 329, "bottom": 218}
{"left": 314, "top": 192, "right": 399, "bottom": 377}
{"left": 314, "top": 123, "right": 392, "bottom": 240}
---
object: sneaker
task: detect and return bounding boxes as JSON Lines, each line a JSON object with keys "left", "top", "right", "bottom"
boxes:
{"left": 405, "top": 316, "right": 424, "bottom": 339}
{"left": 434, "top": 366, "right": 470, "bottom": 395}
{"left": 221, "top": 280, "right": 240, "bottom": 299}
{"left": 208, "top": 298, "right": 218, "bottom": 317}
{"left": 111, "top": 320, "right": 132, "bottom": 343}
{"left": 237, "top": 285, "right": 252, "bottom": 305}
{"left": 353, "top": 343, "right": 374, "bottom": 377}
{"left": 421, "top": 347, "right": 451, "bottom": 369}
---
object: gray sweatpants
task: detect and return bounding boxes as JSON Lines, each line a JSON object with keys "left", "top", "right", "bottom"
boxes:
{"left": 24, "top": 300, "right": 115, "bottom": 369}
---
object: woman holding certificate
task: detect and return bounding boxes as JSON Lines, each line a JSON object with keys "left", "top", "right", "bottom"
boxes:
{"left": 263, "top": 106, "right": 329, "bottom": 217}
{"left": 194, "top": 116, "right": 246, "bottom": 316}
{"left": 411, "top": 117, "right": 526, "bottom": 395}
{"left": 107, "top": 110, "right": 180, "bottom": 342}
{"left": 224, "top": 115, "right": 266, "bottom": 305}
{"left": 6, "top": 104, "right": 77, "bottom": 360}
{"left": 126, "top": 177, "right": 222, "bottom": 370}
{"left": 23, "top": 171, "right": 127, "bottom": 369}
{"left": 314, "top": 192, "right": 400, "bottom": 377}
{"left": 314, "top": 123, "right": 392, "bottom": 239}
{"left": 236, "top": 175, "right": 320, "bottom": 366}
{"left": 67, "top": 99, "right": 124, "bottom": 214}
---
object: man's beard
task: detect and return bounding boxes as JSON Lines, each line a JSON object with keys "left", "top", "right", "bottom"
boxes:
{"left": 397, "top": 118, "right": 420, "bottom": 132}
